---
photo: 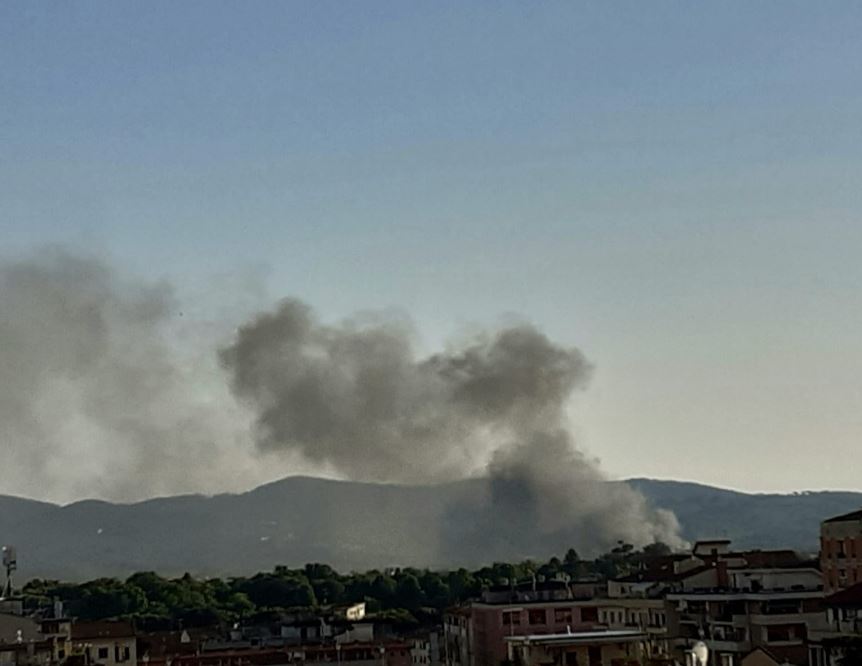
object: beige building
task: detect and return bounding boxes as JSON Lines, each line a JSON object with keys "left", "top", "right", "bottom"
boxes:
{"left": 505, "top": 630, "right": 648, "bottom": 666}
{"left": 70, "top": 621, "right": 136, "bottom": 666}
{"left": 820, "top": 510, "right": 862, "bottom": 594}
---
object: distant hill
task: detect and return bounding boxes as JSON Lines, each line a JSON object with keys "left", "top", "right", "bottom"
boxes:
{"left": 1, "top": 476, "right": 859, "bottom": 580}
{"left": 627, "top": 478, "right": 862, "bottom": 553}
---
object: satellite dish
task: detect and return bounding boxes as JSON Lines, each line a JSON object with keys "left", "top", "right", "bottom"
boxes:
{"left": 692, "top": 641, "right": 709, "bottom": 666}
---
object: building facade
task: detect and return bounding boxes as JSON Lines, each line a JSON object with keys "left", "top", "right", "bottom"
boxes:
{"left": 821, "top": 510, "right": 862, "bottom": 595}
{"left": 666, "top": 574, "right": 826, "bottom": 666}
{"left": 505, "top": 631, "right": 648, "bottom": 666}
{"left": 808, "top": 581, "right": 862, "bottom": 666}
{"left": 444, "top": 581, "right": 670, "bottom": 666}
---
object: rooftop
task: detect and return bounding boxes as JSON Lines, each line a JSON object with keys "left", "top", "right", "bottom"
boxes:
{"left": 825, "top": 582, "right": 862, "bottom": 608}
{"left": 667, "top": 588, "right": 823, "bottom": 601}
{"left": 824, "top": 509, "right": 862, "bottom": 524}
{"left": 505, "top": 630, "right": 647, "bottom": 646}
{"left": 616, "top": 564, "right": 712, "bottom": 585}
{"left": 72, "top": 621, "right": 135, "bottom": 640}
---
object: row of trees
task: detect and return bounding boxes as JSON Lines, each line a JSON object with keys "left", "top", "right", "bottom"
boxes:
{"left": 23, "top": 542, "right": 672, "bottom": 629}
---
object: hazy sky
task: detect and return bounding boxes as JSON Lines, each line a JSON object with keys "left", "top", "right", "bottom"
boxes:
{"left": 3, "top": 2, "right": 862, "bottom": 495}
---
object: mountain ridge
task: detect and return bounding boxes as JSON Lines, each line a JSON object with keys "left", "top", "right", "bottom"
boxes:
{"left": 0, "top": 476, "right": 858, "bottom": 580}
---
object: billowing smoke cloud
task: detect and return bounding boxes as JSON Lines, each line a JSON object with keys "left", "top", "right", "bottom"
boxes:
{"left": 0, "top": 248, "right": 682, "bottom": 556}
{"left": 476, "top": 431, "right": 683, "bottom": 556}
{"left": 0, "top": 249, "right": 292, "bottom": 503}
{"left": 220, "top": 299, "right": 684, "bottom": 553}
{"left": 218, "top": 299, "right": 589, "bottom": 483}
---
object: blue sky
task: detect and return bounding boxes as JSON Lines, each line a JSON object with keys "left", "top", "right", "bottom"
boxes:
{"left": 3, "top": 2, "right": 862, "bottom": 493}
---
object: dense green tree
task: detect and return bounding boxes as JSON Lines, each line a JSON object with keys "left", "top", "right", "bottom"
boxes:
{"left": 240, "top": 574, "right": 317, "bottom": 608}
{"left": 312, "top": 578, "right": 345, "bottom": 605}
{"left": 76, "top": 579, "right": 148, "bottom": 619}
{"left": 446, "top": 569, "right": 478, "bottom": 602}
{"left": 305, "top": 563, "right": 337, "bottom": 581}
{"left": 641, "top": 542, "right": 672, "bottom": 558}
{"left": 394, "top": 574, "right": 424, "bottom": 611}
{"left": 19, "top": 542, "right": 683, "bottom": 625}
{"left": 369, "top": 574, "right": 397, "bottom": 605}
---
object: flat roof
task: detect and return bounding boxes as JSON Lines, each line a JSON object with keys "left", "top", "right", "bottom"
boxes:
{"left": 694, "top": 539, "right": 732, "bottom": 545}
{"left": 505, "top": 630, "right": 647, "bottom": 646}
{"left": 667, "top": 590, "right": 823, "bottom": 601}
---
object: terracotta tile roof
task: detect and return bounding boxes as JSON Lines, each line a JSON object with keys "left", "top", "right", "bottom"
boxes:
{"left": 71, "top": 621, "right": 135, "bottom": 640}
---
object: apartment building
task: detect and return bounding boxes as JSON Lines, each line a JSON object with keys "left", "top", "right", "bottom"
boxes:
{"left": 449, "top": 581, "right": 598, "bottom": 666}
{"left": 505, "top": 630, "right": 648, "bottom": 666}
{"left": 666, "top": 566, "right": 825, "bottom": 666}
{"left": 820, "top": 510, "right": 862, "bottom": 594}
{"left": 0, "top": 614, "right": 71, "bottom": 666}
{"left": 808, "top": 580, "right": 862, "bottom": 666}
{"left": 443, "top": 579, "right": 670, "bottom": 666}
{"left": 167, "top": 642, "right": 412, "bottom": 666}
{"left": 71, "top": 621, "right": 137, "bottom": 666}
{"left": 444, "top": 606, "right": 472, "bottom": 666}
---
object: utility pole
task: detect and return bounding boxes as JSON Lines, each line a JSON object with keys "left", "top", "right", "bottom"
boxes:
{"left": 2, "top": 547, "right": 17, "bottom": 599}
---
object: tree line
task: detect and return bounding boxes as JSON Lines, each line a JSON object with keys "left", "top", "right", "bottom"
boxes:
{"left": 23, "top": 542, "right": 672, "bottom": 630}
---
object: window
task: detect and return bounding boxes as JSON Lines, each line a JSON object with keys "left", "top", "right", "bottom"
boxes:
{"left": 528, "top": 609, "right": 546, "bottom": 625}
{"left": 554, "top": 608, "right": 573, "bottom": 624}
{"left": 810, "top": 647, "right": 825, "bottom": 666}
{"left": 564, "top": 651, "right": 578, "bottom": 666}
{"left": 502, "top": 611, "right": 521, "bottom": 626}
{"left": 98, "top": 647, "right": 109, "bottom": 660}
{"left": 765, "top": 625, "right": 802, "bottom": 643}
{"left": 581, "top": 607, "right": 598, "bottom": 623}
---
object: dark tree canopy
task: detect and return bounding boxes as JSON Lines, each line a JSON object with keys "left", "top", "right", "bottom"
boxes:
{"left": 22, "top": 542, "right": 674, "bottom": 626}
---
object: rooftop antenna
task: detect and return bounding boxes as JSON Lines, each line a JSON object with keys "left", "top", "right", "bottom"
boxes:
{"left": 2, "top": 546, "right": 17, "bottom": 598}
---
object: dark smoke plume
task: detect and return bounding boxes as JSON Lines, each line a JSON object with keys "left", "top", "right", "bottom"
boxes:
{"left": 220, "top": 299, "right": 684, "bottom": 553}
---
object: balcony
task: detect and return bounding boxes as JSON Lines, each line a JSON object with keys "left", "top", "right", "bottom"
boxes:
{"left": 749, "top": 612, "right": 825, "bottom": 627}
{"left": 705, "top": 639, "right": 751, "bottom": 652}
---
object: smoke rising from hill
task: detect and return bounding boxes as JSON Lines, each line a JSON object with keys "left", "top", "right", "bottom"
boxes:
{"left": 0, "top": 248, "right": 682, "bottom": 554}
{"left": 220, "top": 299, "right": 684, "bottom": 551}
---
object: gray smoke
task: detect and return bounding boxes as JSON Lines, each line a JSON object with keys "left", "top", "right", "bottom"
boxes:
{"left": 0, "top": 249, "right": 279, "bottom": 502}
{"left": 478, "top": 430, "right": 683, "bottom": 556}
{"left": 220, "top": 298, "right": 684, "bottom": 552}
{"left": 0, "top": 248, "right": 682, "bottom": 554}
